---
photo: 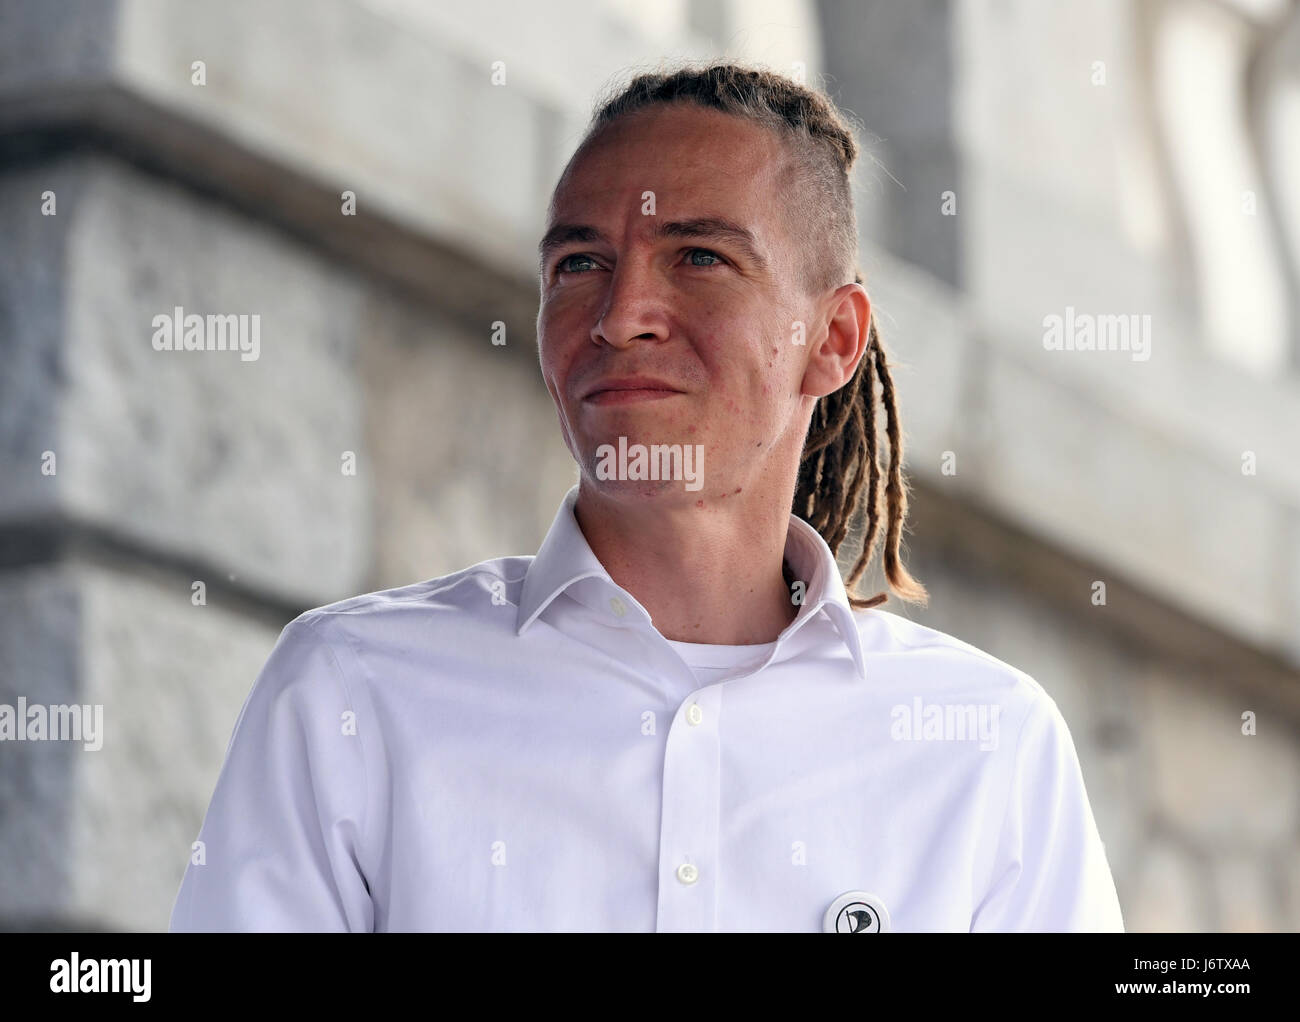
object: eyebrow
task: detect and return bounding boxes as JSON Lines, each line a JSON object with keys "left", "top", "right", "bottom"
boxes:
{"left": 537, "top": 215, "right": 769, "bottom": 272}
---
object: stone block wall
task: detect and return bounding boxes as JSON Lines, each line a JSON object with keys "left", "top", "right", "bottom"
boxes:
{"left": 0, "top": 0, "right": 1295, "bottom": 930}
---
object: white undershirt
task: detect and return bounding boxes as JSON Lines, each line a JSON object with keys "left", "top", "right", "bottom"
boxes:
{"left": 663, "top": 637, "right": 779, "bottom": 684}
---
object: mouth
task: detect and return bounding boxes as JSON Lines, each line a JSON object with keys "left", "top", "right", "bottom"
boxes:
{"left": 583, "top": 387, "right": 682, "bottom": 406}
{"left": 581, "top": 375, "right": 685, "bottom": 405}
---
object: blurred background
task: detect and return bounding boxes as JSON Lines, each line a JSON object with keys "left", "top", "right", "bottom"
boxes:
{"left": 1, "top": 0, "right": 1298, "bottom": 932}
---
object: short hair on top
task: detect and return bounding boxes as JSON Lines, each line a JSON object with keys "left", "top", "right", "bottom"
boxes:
{"left": 558, "top": 61, "right": 928, "bottom": 611}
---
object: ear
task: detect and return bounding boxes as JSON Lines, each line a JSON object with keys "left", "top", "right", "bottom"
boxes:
{"left": 800, "top": 283, "right": 871, "bottom": 399}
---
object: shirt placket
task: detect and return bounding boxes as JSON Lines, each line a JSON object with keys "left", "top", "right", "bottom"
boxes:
{"left": 655, "top": 684, "right": 722, "bottom": 932}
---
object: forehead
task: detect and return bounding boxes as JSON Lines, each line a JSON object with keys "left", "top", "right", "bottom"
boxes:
{"left": 548, "top": 104, "right": 794, "bottom": 225}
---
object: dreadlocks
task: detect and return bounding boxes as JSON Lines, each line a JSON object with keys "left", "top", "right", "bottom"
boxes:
{"left": 795, "top": 272, "right": 929, "bottom": 609}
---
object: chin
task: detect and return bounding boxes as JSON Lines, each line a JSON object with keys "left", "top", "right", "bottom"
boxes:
{"left": 581, "top": 474, "right": 705, "bottom": 502}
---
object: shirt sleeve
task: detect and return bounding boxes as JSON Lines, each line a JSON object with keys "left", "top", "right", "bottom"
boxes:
{"left": 970, "top": 688, "right": 1124, "bottom": 932}
{"left": 169, "top": 615, "right": 373, "bottom": 932}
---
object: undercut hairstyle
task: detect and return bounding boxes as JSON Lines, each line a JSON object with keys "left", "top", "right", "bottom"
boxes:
{"left": 564, "top": 61, "right": 928, "bottom": 610}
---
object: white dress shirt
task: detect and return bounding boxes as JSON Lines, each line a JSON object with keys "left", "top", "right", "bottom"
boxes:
{"left": 169, "top": 483, "right": 1124, "bottom": 932}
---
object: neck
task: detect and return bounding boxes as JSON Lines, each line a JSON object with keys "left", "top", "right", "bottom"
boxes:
{"left": 574, "top": 478, "right": 800, "bottom": 645}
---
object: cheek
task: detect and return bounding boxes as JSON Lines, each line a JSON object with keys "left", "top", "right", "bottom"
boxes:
{"left": 747, "top": 319, "right": 798, "bottom": 386}
{"left": 764, "top": 321, "right": 809, "bottom": 393}
{"left": 696, "top": 322, "right": 787, "bottom": 400}
{"left": 750, "top": 340, "right": 804, "bottom": 432}
{"left": 537, "top": 310, "right": 581, "bottom": 380}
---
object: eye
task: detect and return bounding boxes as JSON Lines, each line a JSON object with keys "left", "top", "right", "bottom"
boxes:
{"left": 555, "top": 253, "right": 598, "bottom": 274}
{"left": 553, "top": 247, "right": 726, "bottom": 276}
{"left": 686, "top": 248, "right": 725, "bottom": 267}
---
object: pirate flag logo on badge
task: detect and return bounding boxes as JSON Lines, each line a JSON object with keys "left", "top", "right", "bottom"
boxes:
{"left": 823, "top": 891, "right": 891, "bottom": 933}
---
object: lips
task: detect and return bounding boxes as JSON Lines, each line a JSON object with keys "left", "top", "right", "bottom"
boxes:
{"left": 584, "top": 388, "right": 681, "bottom": 406}
{"left": 582, "top": 376, "right": 683, "bottom": 400}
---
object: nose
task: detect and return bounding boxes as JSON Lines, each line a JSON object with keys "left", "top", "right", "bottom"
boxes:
{"left": 591, "top": 257, "right": 671, "bottom": 350}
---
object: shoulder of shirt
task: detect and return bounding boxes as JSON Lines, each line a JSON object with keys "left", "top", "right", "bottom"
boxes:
{"left": 283, "top": 555, "right": 532, "bottom": 637}
{"left": 227, "top": 561, "right": 530, "bottom": 732}
{"left": 259, "top": 558, "right": 530, "bottom": 702}
{"left": 850, "top": 607, "right": 1056, "bottom": 711}
{"left": 851, "top": 608, "right": 1081, "bottom": 789}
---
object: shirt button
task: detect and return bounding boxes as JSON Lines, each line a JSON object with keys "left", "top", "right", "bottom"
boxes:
{"left": 686, "top": 703, "right": 703, "bottom": 726}
{"left": 609, "top": 596, "right": 626, "bottom": 617}
{"left": 676, "top": 863, "right": 699, "bottom": 885}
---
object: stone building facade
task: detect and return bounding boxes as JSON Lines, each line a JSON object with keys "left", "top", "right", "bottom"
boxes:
{"left": 0, "top": 0, "right": 1297, "bottom": 930}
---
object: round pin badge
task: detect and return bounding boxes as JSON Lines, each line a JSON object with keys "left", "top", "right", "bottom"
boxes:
{"left": 823, "top": 890, "right": 891, "bottom": 933}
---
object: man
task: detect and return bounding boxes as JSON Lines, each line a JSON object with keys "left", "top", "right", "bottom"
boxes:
{"left": 170, "top": 63, "right": 1123, "bottom": 932}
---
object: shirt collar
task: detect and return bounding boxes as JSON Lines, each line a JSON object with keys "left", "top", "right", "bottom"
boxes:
{"left": 516, "top": 484, "right": 868, "bottom": 681}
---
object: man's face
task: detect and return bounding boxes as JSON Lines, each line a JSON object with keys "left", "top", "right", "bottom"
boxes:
{"left": 536, "top": 103, "right": 821, "bottom": 504}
